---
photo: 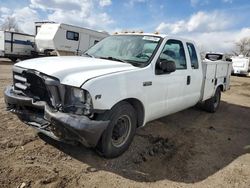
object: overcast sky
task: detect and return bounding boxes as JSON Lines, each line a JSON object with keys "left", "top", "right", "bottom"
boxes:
{"left": 0, "top": 0, "right": 250, "bottom": 52}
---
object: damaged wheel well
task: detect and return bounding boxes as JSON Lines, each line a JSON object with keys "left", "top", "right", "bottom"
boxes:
{"left": 122, "top": 98, "right": 145, "bottom": 128}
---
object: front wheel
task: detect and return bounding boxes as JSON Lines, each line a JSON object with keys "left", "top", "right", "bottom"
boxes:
{"left": 204, "top": 87, "right": 221, "bottom": 113}
{"left": 97, "top": 102, "right": 137, "bottom": 158}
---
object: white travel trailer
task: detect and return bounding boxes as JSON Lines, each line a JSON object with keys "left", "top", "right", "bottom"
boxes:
{"left": 0, "top": 30, "right": 35, "bottom": 61}
{"left": 231, "top": 55, "right": 250, "bottom": 76}
{"left": 34, "top": 21, "right": 56, "bottom": 35}
{"left": 35, "top": 23, "right": 109, "bottom": 56}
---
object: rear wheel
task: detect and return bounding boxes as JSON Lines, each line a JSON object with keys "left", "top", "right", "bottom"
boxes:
{"left": 97, "top": 102, "right": 137, "bottom": 158}
{"left": 204, "top": 87, "right": 221, "bottom": 113}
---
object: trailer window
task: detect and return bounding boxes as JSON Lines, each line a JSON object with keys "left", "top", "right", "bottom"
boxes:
{"left": 66, "top": 31, "right": 79, "bottom": 41}
{"left": 187, "top": 43, "right": 199, "bottom": 69}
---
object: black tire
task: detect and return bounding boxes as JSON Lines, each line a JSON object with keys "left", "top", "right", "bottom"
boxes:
{"left": 9, "top": 57, "right": 17, "bottom": 62}
{"left": 204, "top": 87, "right": 221, "bottom": 113}
{"left": 97, "top": 101, "right": 137, "bottom": 158}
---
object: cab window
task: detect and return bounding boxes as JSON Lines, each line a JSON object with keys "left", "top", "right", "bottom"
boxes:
{"left": 187, "top": 42, "right": 199, "bottom": 69}
{"left": 158, "top": 39, "right": 187, "bottom": 70}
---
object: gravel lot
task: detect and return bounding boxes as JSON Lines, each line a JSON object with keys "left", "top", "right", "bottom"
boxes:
{"left": 0, "top": 61, "right": 250, "bottom": 188}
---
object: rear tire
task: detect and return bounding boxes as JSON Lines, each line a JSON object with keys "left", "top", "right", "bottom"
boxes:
{"left": 97, "top": 101, "right": 137, "bottom": 158}
{"left": 204, "top": 87, "right": 221, "bottom": 113}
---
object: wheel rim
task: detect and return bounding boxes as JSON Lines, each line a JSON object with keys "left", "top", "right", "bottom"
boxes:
{"left": 111, "top": 115, "right": 131, "bottom": 148}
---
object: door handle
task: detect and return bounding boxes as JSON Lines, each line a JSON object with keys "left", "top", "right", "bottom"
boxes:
{"left": 187, "top": 75, "right": 191, "bottom": 85}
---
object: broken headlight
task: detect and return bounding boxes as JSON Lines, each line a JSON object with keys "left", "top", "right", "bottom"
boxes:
{"left": 63, "top": 86, "right": 93, "bottom": 116}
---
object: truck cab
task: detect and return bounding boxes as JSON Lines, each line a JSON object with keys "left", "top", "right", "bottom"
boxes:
{"left": 4, "top": 33, "right": 231, "bottom": 158}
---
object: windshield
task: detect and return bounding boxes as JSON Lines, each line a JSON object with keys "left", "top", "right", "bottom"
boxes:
{"left": 85, "top": 35, "right": 162, "bottom": 66}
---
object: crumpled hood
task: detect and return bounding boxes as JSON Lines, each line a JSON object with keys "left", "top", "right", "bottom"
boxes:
{"left": 15, "top": 56, "right": 137, "bottom": 87}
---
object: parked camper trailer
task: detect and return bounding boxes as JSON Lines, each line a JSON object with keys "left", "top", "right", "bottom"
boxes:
{"left": 35, "top": 23, "right": 109, "bottom": 56}
{"left": 34, "top": 21, "right": 56, "bottom": 35}
{"left": 231, "top": 55, "right": 250, "bottom": 76}
{"left": 0, "top": 30, "right": 35, "bottom": 61}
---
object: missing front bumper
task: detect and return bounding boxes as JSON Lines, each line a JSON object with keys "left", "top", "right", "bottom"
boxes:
{"left": 4, "top": 86, "right": 109, "bottom": 147}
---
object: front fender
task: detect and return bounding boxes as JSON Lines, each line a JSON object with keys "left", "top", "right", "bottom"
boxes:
{"left": 81, "top": 68, "right": 149, "bottom": 111}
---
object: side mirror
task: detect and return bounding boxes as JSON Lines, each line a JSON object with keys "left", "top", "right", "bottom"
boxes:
{"left": 159, "top": 60, "right": 176, "bottom": 73}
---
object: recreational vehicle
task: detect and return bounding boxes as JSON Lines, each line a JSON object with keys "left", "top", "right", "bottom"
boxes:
{"left": 0, "top": 30, "right": 35, "bottom": 61}
{"left": 231, "top": 55, "right": 250, "bottom": 76}
{"left": 35, "top": 23, "right": 109, "bottom": 56}
{"left": 34, "top": 21, "right": 56, "bottom": 35}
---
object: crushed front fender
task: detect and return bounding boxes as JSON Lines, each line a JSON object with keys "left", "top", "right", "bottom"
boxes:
{"left": 4, "top": 86, "right": 109, "bottom": 147}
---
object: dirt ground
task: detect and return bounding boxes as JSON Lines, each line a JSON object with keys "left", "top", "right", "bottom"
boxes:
{"left": 0, "top": 61, "right": 250, "bottom": 188}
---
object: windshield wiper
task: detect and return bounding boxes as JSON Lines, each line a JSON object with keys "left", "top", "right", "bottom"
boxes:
{"left": 99, "top": 56, "right": 129, "bottom": 64}
{"left": 100, "top": 56, "right": 146, "bottom": 67}
{"left": 83, "top": 53, "right": 95, "bottom": 58}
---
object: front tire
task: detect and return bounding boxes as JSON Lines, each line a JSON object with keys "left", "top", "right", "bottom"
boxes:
{"left": 204, "top": 87, "right": 221, "bottom": 113}
{"left": 97, "top": 102, "right": 137, "bottom": 158}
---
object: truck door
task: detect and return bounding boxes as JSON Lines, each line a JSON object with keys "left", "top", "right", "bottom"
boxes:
{"left": 154, "top": 39, "right": 189, "bottom": 116}
{"left": 184, "top": 42, "right": 203, "bottom": 106}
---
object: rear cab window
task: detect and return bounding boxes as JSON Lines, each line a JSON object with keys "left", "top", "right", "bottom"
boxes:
{"left": 187, "top": 42, "right": 199, "bottom": 69}
{"left": 205, "top": 53, "right": 223, "bottom": 61}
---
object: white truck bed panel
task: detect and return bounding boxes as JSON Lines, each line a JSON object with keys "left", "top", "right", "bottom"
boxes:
{"left": 201, "top": 60, "right": 232, "bottom": 101}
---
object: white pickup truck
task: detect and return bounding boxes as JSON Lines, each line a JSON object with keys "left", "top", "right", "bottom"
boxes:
{"left": 4, "top": 33, "right": 232, "bottom": 158}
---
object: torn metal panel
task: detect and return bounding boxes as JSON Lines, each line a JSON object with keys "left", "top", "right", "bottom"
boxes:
{"left": 4, "top": 85, "right": 109, "bottom": 147}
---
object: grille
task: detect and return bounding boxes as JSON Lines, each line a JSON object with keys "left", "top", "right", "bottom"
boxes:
{"left": 13, "top": 70, "right": 51, "bottom": 105}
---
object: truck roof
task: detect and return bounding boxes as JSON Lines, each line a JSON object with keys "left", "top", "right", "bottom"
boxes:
{"left": 114, "top": 32, "right": 195, "bottom": 43}
{"left": 114, "top": 32, "right": 166, "bottom": 38}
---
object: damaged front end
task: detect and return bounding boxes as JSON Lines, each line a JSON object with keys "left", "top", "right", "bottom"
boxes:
{"left": 4, "top": 66, "right": 109, "bottom": 147}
